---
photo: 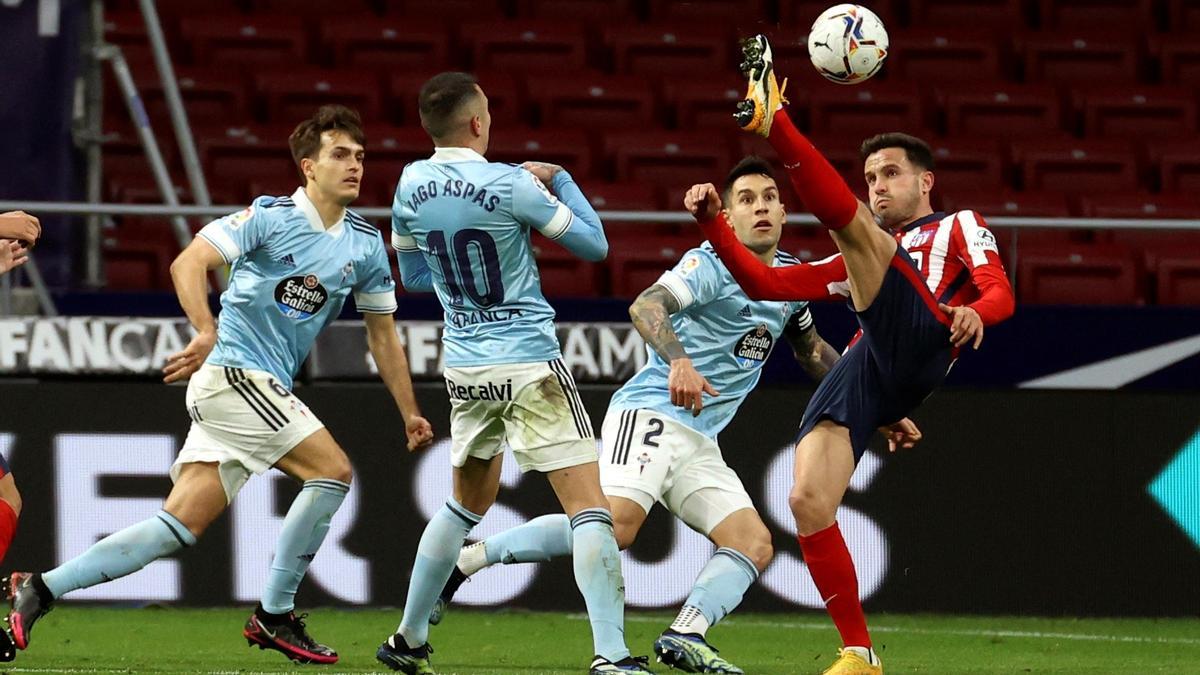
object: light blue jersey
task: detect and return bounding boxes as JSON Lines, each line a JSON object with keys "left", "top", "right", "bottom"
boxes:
{"left": 609, "top": 244, "right": 813, "bottom": 439}
{"left": 392, "top": 147, "right": 607, "bottom": 368}
{"left": 198, "top": 187, "right": 397, "bottom": 389}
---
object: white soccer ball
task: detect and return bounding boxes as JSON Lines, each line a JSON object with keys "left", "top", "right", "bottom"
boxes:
{"left": 807, "top": 4, "right": 889, "bottom": 85}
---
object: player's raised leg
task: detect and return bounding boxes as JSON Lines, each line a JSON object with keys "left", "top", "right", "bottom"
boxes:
{"left": 736, "top": 34, "right": 896, "bottom": 312}
{"left": 377, "top": 455, "right": 497, "bottom": 674}
{"left": 8, "top": 462, "right": 217, "bottom": 650}
{"left": 241, "top": 427, "right": 350, "bottom": 665}
{"left": 792, "top": 422, "right": 881, "bottom": 674}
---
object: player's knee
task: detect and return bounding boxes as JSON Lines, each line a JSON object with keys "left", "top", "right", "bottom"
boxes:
{"left": 318, "top": 453, "right": 354, "bottom": 485}
{"left": 0, "top": 481, "right": 21, "bottom": 518}
{"left": 741, "top": 536, "right": 773, "bottom": 571}
{"left": 788, "top": 485, "right": 835, "bottom": 531}
{"left": 613, "top": 522, "right": 638, "bottom": 550}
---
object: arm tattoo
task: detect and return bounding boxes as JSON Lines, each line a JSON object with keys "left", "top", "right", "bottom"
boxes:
{"left": 629, "top": 285, "right": 688, "bottom": 362}
{"left": 785, "top": 323, "right": 840, "bottom": 382}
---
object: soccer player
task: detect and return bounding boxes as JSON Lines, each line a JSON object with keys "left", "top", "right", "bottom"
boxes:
{"left": 6, "top": 105, "right": 434, "bottom": 665}
{"left": 683, "top": 36, "right": 1016, "bottom": 675}
{"left": 430, "top": 155, "right": 885, "bottom": 674}
{"left": 375, "top": 72, "right": 644, "bottom": 675}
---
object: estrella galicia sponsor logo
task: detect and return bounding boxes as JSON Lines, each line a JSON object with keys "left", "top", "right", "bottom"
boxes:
{"left": 733, "top": 322, "right": 773, "bottom": 368}
{"left": 447, "top": 308, "right": 524, "bottom": 329}
{"left": 445, "top": 377, "right": 513, "bottom": 401}
{"left": 274, "top": 274, "right": 328, "bottom": 319}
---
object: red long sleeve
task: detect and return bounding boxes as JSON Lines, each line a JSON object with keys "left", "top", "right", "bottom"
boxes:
{"left": 967, "top": 264, "right": 1015, "bottom": 326}
{"left": 698, "top": 213, "right": 849, "bottom": 301}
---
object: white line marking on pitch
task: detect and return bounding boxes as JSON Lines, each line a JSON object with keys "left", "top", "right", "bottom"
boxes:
{"left": 567, "top": 614, "right": 1200, "bottom": 646}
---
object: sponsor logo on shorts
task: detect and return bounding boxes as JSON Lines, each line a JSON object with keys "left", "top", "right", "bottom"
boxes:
{"left": 733, "top": 322, "right": 773, "bottom": 368}
{"left": 447, "top": 308, "right": 524, "bottom": 329}
{"left": 274, "top": 274, "right": 329, "bottom": 319}
{"left": 445, "top": 377, "right": 513, "bottom": 401}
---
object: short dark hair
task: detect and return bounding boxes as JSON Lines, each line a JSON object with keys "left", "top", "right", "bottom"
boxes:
{"left": 859, "top": 132, "right": 935, "bottom": 171}
{"left": 288, "top": 105, "right": 365, "bottom": 181}
{"left": 419, "top": 72, "right": 481, "bottom": 139}
{"left": 723, "top": 155, "right": 777, "bottom": 200}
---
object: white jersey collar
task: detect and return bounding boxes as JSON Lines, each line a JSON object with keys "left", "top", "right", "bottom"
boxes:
{"left": 291, "top": 186, "right": 344, "bottom": 236}
{"left": 430, "top": 146, "right": 487, "bottom": 164}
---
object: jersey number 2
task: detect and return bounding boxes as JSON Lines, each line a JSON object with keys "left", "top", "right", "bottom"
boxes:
{"left": 427, "top": 229, "right": 505, "bottom": 307}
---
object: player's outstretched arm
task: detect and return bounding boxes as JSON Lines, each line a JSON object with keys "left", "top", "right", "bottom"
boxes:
{"left": 163, "top": 238, "right": 225, "bottom": 383}
{"left": 629, "top": 284, "right": 718, "bottom": 416}
{"left": 518, "top": 162, "right": 608, "bottom": 262}
{"left": 684, "top": 183, "right": 848, "bottom": 302}
{"left": 364, "top": 312, "right": 434, "bottom": 451}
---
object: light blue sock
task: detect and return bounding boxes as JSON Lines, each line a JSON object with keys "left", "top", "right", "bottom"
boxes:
{"left": 571, "top": 508, "right": 629, "bottom": 662}
{"left": 261, "top": 479, "right": 349, "bottom": 614}
{"left": 41, "top": 510, "right": 196, "bottom": 599}
{"left": 674, "top": 547, "right": 759, "bottom": 634}
{"left": 486, "top": 514, "right": 572, "bottom": 565}
{"left": 397, "top": 498, "right": 482, "bottom": 646}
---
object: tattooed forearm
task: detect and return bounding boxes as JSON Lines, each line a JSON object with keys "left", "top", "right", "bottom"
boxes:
{"left": 629, "top": 284, "right": 688, "bottom": 362}
{"left": 788, "top": 326, "right": 840, "bottom": 382}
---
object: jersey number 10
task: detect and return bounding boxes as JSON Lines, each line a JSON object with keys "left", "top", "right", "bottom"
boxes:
{"left": 427, "top": 229, "right": 505, "bottom": 308}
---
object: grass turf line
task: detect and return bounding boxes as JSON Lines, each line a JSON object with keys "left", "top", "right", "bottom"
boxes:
{"left": 5, "top": 607, "right": 1197, "bottom": 673}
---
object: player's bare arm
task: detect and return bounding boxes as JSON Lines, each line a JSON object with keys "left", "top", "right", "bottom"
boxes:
{"left": 629, "top": 284, "right": 719, "bottom": 416}
{"left": 520, "top": 161, "right": 563, "bottom": 189}
{"left": 784, "top": 323, "right": 840, "bottom": 382}
{"left": 162, "top": 238, "right": 226, "bottom": 384}
{"left": 0, "top": 240, "right": 28, "bottom": 275}
{"left": 364, "top": 312, "right": 435, "bottom": 452}
{"left": 0, "top": 211, "right": 41, "bottom": 249}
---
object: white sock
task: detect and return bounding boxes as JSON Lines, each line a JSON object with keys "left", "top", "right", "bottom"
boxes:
{"left": 457, "top": 541, "right": 489, "bottom": 576}
{"left": 669, "top": 605, "right": 710, "bottom": 637}
{"left": 843, "top": 646, "right": 879, "bottom": 665}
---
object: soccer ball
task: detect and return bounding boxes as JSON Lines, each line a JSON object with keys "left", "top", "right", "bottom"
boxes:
{"left": 807, "top": 4, "right": 889, "bottom": 85}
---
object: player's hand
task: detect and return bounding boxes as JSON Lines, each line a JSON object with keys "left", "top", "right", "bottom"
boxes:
{"left": 683, "top": 183, "right": 723, "bottom": 223}
{"left": 162, "top": 330, "right": 217, "bottom": 384}
{"left": 939, "top": 303, "right": 984, "bottom": 349}
{"left": 881, "top": 417, "right": 922, "bottom": 452}
{"left": 668, "top": 357, "right": 719, "bottom": 416}
{"left": 521, "top": 161, "right": 564, "bottom": 187}
{"left": 405, "top": 415, "right": 434, "bottom": 452}
{"left": 0, "top": 211, "right": 41, "bottom": 249}
{"left": 0, "top": 240, "right": 28, "bottom": 275}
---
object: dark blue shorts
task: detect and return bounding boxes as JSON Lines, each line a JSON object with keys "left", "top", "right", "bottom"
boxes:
{"left": 796, "top": 248, "right": 954, "bottom": 462}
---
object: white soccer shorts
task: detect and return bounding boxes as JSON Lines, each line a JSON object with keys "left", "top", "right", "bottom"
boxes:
{"left": 599, "top": 408, "right": 754, "bottom": 535}
{"left": 444, "top": 359, "right": 597, "bottom": 473}
{"left": 173, "top": 364, "right": 324, "bottom": 502}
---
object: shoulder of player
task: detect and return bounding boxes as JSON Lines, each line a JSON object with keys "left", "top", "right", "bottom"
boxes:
{"left": 773, "top": 249, "right": 803, "bottom": 266}
{"left": 682, "top": 243, "right": 723, "bottom": 270}
{"left": 344, "top": 209, "right": 383, "bottom": 241}
{"left": 943, "top": 209, "right": 990, "bottom": 230}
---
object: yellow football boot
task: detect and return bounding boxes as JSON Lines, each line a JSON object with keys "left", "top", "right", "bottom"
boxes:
{"left": 821, "top": 647, "right": 882, "bottom": 674}
{"left": 734, "top": 34, "right": 789, "bottom": 138}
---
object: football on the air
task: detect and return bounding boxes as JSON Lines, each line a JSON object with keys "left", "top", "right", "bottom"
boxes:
{"left": 807, "top": 4, "right": 889, "bottom": 85}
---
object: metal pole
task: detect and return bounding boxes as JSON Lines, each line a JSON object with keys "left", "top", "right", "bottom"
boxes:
{"left": 137, "top": 0, "right": 211, "bottom": 207}
{"left": 100, "top": 45, "right": 193, "bottom": 250}
{"left": 0, "top": 270, "right": 10, "bottom": 316}
{"left": 82, "top": 0, "right": 105, "bottom": 288}
{"left": 23, "top": 255, "right": 59, "bottom": 317}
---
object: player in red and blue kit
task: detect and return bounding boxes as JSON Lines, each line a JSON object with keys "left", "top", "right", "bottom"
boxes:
{"left": 684, "top": 35, "right": 1016, "bottom": 675}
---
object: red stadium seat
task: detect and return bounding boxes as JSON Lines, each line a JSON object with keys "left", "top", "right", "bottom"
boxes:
{"left": 388, "top": 71, "right": 523, "bottom": 128}
{"left": 103, "top": 234, "right": 176, "bottom": 290}
{"left": 647, "top": 0, "right": 769, "bottom": 23}
{"left": 528, "top": 74, "right": 657, "bottom": 130}
{"left": 664, "top": 76, "right": 766, "bottom": 129}
{"left": 908, "top": 0, "right": 1028, "bottom": 28}
{"left": 605, "top": 131, "right": 733, "bottom": 187}
{"left": 1013, "top": 140, "right": 1140, "bottom": 194}
{"left": 516, "top": 0, "right": 637, "bottom": 21}
{"left": 361, "top": 125, "right": 434, "bottom": 203}
{"left": 196, "top": 124, "right": 298, "bottom": 203}
{"left": 1167, "top": 0, "right": 1200, "bottom": 31}
{"left": 607, "top": 235, "right": 696, "bottom": 297}
{"left": 487, "top": 128, "right": 595, "bottom": 179}
{"left": 132, "top": 66, "right": 250, "bottom": 127}
{"left": 254, "top": 0, "right": 375, "bottom": 14}
{"left": 322, "top": 17, "right": 451, "bottom": 69}
{"left": 1152, "top": 36, "right": 1200, "bottom": 86}
{"left": 1037, "top": 0, "right": 1156, "bottom": 29}
{"left": 1157, "top": 257, "right": 1200, "bottom": 305}
{"left": 255, "top": 69, "right": 384, "bottom": 123}
{"left": 1080, "top": 192, "right": 1200, "bottom": 219}
{"left": 181, "top": 15, "right": 307, "bottom": 67}
{"left": 1076, "top": 86, "right": 1197, "bottom": 139}
{"left": 461, "top": 21, "right": 588, "bottom": 74}
{"left": 943, "top": 190, "right": 1073, "bottom": 218}
{"left": 888, "top": 29, "right": 1006, "bottom": 83}
{"left": 1147, "top": 140, "right": 1200, "bottom": 193}
{"left": 102, "top": 11, "right": 154, "bottom": 66}
{"left": 382, "top": 0, "right": 507, "bottom": 21}
{"left": 530, "top": 235, "right": 604, "bottom": 298}
{"left": 1017, "top": 244, "right": 1142, "bottom": 305}
{"left": 577, "top": 182, "right": 661, "bottom": 211}
{"left": 606, "top": 24, "right": 734, "bottom": 76}
{"left": 940, "top": 84, "right": 1066, "bottom": 139}
{"left": 808, "top": 84, "right": 928, "bottom": 138}
{"left": 1019, "top": 31, "right": 1143, "bottom": 84}
{"left": 926, "top": 138, "right": 1007, "bottom": 194}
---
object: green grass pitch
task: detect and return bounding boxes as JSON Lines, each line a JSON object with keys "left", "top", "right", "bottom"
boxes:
{"left": 5, "top": 607, "right": 1197, "bottom": 673}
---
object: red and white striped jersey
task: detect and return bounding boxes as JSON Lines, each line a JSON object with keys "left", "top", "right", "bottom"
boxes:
{"left": 896, "top": 210, "right": 1007, "bottom": 312}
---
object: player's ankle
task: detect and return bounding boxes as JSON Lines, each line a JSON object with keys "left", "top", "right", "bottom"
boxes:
{"left": 843, "top": 645, "right": 879, "bottom": 664}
